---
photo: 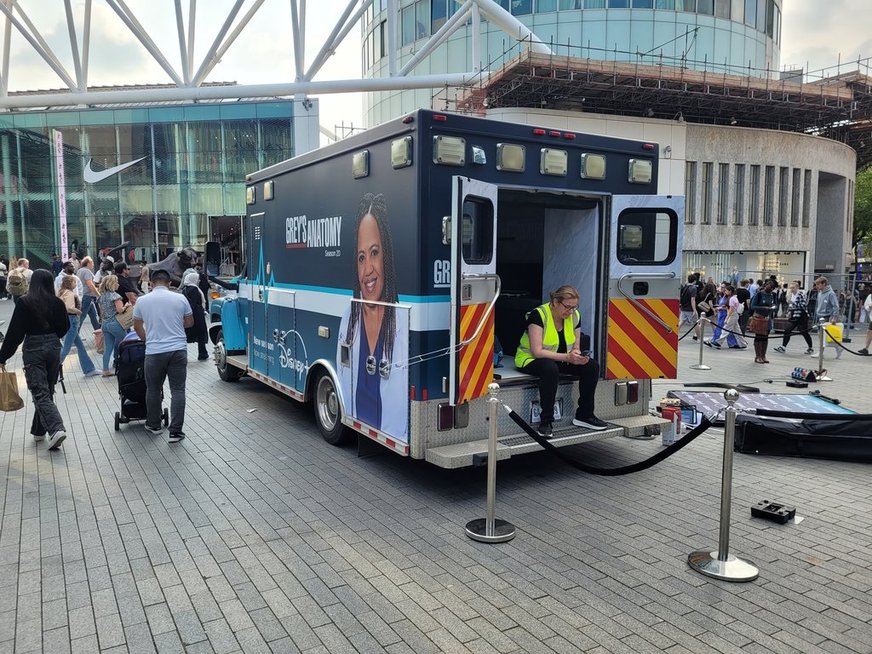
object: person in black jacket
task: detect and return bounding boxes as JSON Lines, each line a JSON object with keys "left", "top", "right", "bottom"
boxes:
{"left": 182, "top": 272, "right": 209, "bottom": 360}
{"left": 0, "top": 269, "right": 70, "bottom": 449}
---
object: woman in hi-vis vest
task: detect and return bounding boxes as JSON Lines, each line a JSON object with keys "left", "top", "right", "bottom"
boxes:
{"left": 514, "top": 285, "right": 608, "bottom": 438}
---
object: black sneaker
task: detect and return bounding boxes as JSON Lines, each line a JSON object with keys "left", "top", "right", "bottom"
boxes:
{"left": 537, "top": 422, "right": 553, "bottom": 438}
{"left": 860, "top": 348, "right": 869, "bottom": 356}
{"left": 572, "top": 415, "right": 609, "bottom": 431}
{"left": 773, "top": 346, "right": 786, "bottom": 353}
{"left": 168, "top": 432, "right": 186, "bottom": 443}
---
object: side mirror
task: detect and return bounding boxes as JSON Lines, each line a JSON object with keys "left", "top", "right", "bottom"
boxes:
{"left": 205, "top": 241, "right": 221, "bottom": 277}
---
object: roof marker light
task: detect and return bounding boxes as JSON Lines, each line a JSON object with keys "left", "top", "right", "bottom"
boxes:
{"left": 433, "top": 114, "right": 448, "bottom": 122}
{"left": 549, "top": 130, "right": 561, "bottom": 137}
{"left": 563, "top": 132, "right": 576, "bottom": 140}
{"left": 642, "top": 143, "right": 656, "bottom": 150}
{"left": 532, "top": 128, "right": 546, "bottom": 136}
{"left": 402, "top": 115, "right": 414, "bottom": 124}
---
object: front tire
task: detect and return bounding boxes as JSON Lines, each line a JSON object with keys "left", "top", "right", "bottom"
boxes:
{"left": 314, "top": 371, "right": 351, "bottom": 445}
{"left": 215, "top": 329, "right": 243, "bottom": 382}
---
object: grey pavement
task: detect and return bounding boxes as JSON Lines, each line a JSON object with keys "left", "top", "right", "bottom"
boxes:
{"left": 1, "top": 296, "right": 872, "bottom": 653}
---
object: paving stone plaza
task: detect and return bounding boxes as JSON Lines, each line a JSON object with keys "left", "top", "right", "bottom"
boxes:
{"left": 1, "top": 298, "right": 871, "bottom": 653}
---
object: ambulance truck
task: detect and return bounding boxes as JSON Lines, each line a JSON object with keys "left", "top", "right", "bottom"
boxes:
{"left": 208, "top": 109, "right": 684, "bottom": 468}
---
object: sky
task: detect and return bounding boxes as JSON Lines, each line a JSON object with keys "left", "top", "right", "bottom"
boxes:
{"left": 3, "top": 0, "right": 871, "bottom": 138}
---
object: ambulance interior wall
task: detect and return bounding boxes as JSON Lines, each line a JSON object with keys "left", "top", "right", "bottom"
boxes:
{"left": 495, "top": 191, "right": 600, "bottom": 358}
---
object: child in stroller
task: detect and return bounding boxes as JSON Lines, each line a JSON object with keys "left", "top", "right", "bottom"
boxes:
{"left": 114, "top": 332, "right": 168, "bottom": 430}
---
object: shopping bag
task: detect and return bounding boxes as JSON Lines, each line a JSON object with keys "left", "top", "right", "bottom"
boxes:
{"left": 0, "top": 370, "right": 24, "bottom": 412}
{"left": 117, "top": 305, "right": 135, "bottom": 331}
{"left": 94, "top": 329, "right": 105, "bottom": 354}
{"left": 824, "top": 323, "right": 843, "bottom": 344}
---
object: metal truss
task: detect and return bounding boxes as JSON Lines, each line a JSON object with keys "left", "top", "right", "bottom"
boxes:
{"left": 0, "top": 0, "right": 551, "bottom": 110}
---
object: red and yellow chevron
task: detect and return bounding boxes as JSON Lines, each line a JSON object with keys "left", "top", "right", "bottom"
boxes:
{"left": 457, "top": 303, "right": 494, "bottom": 404}
{"left": 606, "top": 298, "right": 678, "bottom": 380}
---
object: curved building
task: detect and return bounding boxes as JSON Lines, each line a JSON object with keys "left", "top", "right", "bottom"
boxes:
{"left": 363, "top": 0, "right": 782, "bottom": 127}
{"left": 362, "top": 0, "right": 864, "bottom": 284}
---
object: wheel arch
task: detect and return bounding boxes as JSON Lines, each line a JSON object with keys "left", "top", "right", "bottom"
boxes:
{"left": 304, "top": 359, "right": 343, "bottom": 407}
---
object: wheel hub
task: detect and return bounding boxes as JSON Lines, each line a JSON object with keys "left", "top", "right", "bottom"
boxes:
{"left": 214, "top": 340, "right": 227, "bottom": 368}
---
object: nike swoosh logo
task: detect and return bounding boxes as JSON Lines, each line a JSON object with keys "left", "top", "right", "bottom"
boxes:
{"left": 83, "top": 156, "right": 148, "bottom": 184}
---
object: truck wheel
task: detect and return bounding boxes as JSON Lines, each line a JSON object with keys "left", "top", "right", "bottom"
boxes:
{"left": 314, "top": 371, "right": 350, "bottom": 445}
{"left": 114, "top": 412, "right": 120, "bottom": 431}
{"left": 215, "top": 329, "right": 243, "bottom": 382}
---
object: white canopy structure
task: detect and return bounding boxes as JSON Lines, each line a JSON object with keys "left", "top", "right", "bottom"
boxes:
{"left": 0, "top": 0, "right": 551, "bottom": 110}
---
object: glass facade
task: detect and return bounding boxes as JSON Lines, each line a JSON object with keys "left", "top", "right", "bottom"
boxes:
{"left": 0, "top": 100, "right": 294, "bottom": 269}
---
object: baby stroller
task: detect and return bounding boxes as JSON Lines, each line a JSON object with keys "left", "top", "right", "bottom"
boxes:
{"left": 114, "top": 334, "right": 168, "bottom": 431}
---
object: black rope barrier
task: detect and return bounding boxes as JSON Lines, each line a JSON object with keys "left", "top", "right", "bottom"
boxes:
{"left": 503, "top": 404, "right": 713, "bottom": 476}
{"left": 702, "top": 319, "right": 870, "bottom": 356}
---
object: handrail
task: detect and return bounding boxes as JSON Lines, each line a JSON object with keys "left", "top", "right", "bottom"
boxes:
{"left": 458, "top": 273, "right": 502, "bottom": 348}
{"left": 616, "top": 272, "right": 676, "bottom": 334}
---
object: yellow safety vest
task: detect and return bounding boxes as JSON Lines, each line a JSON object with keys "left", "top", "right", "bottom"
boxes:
{"left": 515, "top": 303, "right": 579, "bottom": 368}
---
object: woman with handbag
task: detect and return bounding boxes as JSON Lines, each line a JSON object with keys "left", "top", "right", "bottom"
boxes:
{"left": 0, "top": 269, "right": 71, "bottom": 449}
{"left": 57, "top": 275, "right": 100, "bottom": 377}
{"left": 749, "top": 280, "right": 777, "bottom": 364}
{"left": 97, "top": 275, "right": 130, "bottom": 377}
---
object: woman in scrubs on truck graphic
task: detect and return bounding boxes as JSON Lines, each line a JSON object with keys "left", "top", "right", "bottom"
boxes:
{"left": 337, "top": 193, "right": 409, "bottom": 442}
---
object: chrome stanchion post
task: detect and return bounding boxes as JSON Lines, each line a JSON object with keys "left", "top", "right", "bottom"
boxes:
{"left": 688, "top": 389, "right": 759, "bottom": 582}
{"left": 690, "top": 317, "right": 711, "bottom": 370}
{"left": 817, "top": 318, "right": 833, "bottom": 381}
{"left": 465, "top": 383, "right": 516, "bottom": 543}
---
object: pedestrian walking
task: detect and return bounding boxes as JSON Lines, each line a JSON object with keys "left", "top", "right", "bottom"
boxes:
{"left": 133, "top": 269, "right": 193, "bottom": 443}
{"left": 0, "top": 269, "right": 71, "bottom": 449}
{"left": 97, "top": 275, "right": 130, "bottom": 376}
{"left": 7, "top": 258, "right": 32, "bottom": 306}
{"left": 76, "top": 256, "right": 101, "bottom": 331}
{"left": 57, "top": 275, "right": 100, "bottom": 377}
{"left": 774, "top": 281, "right": 814, "bottom": 354}
{"left": 709, "top": 284, "right": 746, "bottom": 349}
{"left": 182, "top": 272, "right": 210, "bottom": 360}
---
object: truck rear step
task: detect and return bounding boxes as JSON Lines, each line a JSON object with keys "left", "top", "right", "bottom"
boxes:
{"left": 425, "top": 424, "right": 623, "bottom": 469}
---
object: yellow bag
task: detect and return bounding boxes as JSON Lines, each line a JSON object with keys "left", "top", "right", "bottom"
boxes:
{"left": 0, "top": 370, "right": 24, "bottom": 412}
{"left": 824, "top": 323, "right": 843, "bottom": 344}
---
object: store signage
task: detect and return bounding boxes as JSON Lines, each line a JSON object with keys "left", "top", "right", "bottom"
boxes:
{"left": 83, "top": 156, "right": 147, "bottom": 184}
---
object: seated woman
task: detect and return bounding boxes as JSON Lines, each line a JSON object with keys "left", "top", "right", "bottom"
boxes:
{"left": 515, "top": 285, "right": 607, "bottom": 437}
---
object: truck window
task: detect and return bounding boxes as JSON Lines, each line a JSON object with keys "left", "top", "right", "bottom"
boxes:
{"left": 461, "top": 197, "right": 494, "bottom": 265}
{"left": 616, "top": 209, "right": 677, "bottom": 265}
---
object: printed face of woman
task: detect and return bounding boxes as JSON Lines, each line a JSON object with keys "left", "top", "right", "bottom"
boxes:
{"left": 356, "top": 213, "right": 384, "bottom": 302}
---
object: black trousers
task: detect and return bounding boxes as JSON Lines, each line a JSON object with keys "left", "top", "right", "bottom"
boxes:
{"left": 781, "top": 317, "right": 812, "bottom": 348}
{"left": 520, "top": 357, "right": 599, "bottom": 423}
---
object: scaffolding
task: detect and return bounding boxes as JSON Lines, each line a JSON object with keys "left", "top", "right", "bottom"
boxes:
{"left": 452, "top": 48, "right": 872, "bottom": 169}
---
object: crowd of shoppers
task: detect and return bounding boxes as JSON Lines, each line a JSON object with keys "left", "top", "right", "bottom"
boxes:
{"left": 1, "top": 252, "right": 214, "bottom": 450}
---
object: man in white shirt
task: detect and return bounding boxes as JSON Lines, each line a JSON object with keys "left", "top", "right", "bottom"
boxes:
{"left": 54, "top": 261, "right": 83, "bottom": 298}
{"left": 133, "top": 269, "right": 193, "bottom": 443}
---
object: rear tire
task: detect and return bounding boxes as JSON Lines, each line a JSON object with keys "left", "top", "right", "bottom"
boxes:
{"left": 114, "top": 412, "right": 120, "bottom": 431}
{"left": 314, "top": 371, "right": 351, "bottom": 445}
{"left": 215, "top": 329, "right": 243, "bottom": 382}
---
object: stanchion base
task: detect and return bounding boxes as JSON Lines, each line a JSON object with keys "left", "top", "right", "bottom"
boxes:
{"left": 465, "top": 518, "right": 516, "bottom": 543}
{"left": 817, "top": 375, "right": 833, "bottom": 382}
{"left": 689, "top": 364, "right": 712, "bottom": 370}
{"left": 688, "top": 550, "right": 759, "bottom": 582}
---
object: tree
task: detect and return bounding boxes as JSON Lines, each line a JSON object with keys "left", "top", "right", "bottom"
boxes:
{"left": 855, "top": 166, "right": 872, "bottom": 250}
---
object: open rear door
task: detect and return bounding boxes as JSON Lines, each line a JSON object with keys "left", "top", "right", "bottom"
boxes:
{"left": 606, "top": 195, "right": 684, "bottom": 380}
{"left": 448, "top": 177, "right": 500, "bottom": 406}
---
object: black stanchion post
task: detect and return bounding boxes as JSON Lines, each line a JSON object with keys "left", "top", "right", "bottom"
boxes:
{"left": 690, "top": 317, "right": 711, "bottom": 371}
{"left": 688, "top": 389, "right": 759, "bottom": 582}
{"left": 465, "top": 383, "right": 516, "bottom": 544}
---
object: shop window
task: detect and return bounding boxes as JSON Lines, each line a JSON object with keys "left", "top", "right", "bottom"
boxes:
{"left": 698, "top": 0, "right": 714, "bottom": 15}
